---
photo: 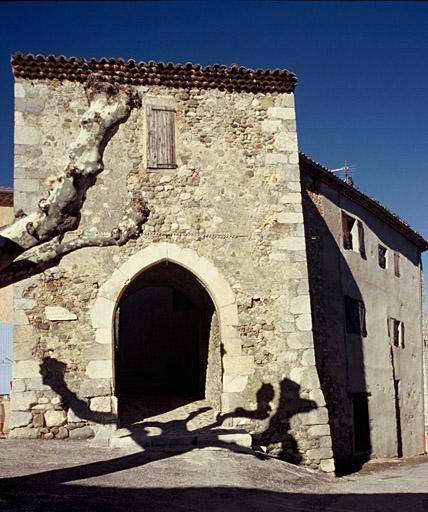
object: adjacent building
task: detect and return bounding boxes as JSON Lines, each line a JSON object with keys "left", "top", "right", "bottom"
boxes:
{"left": 7, "top": 53, "right": 427, "bottom": 473}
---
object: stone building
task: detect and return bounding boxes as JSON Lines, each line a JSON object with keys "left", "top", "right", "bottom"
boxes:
{"left": 8, "top": 53, "right": 427, "bottom": 474}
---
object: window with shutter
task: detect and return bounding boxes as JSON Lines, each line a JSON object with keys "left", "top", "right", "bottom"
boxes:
{"left": 357, "top": 220, "right": 366, "bottom": 259}
{"left": 345, "top": 296, "right": 367, "bottom": 337}
{"left": 394, "top": 252, "right": 400, "bottom": 277}
{"left": 147, "top": 106, "right": 176, "bottom": 169}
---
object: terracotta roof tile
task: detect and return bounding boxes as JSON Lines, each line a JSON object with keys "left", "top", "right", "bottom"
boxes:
{"left": 11, "top": 53, "right": 297, "bottom": 94}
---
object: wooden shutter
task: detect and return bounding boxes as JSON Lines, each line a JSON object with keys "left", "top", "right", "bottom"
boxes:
{"left": 359, "top": 301, "right": 367, "bottom": 337}
{"left": 400, "top": 322, "right": 405, "bottom": 348}
{"left": 147, "top": 106, "right": 176, "bottom": 169}
{"left": 341, "top": 212, "right": 351, "bottom": 249}
{"left": 357, "top": 220, "right": 366, "bottom": 259}
{"left": 394, "top": 252, "right": 400, "bottom": 277}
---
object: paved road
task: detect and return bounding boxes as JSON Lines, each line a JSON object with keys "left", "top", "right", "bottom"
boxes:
{"left": 0, "top": 440, "right": 427, "bottom": 511}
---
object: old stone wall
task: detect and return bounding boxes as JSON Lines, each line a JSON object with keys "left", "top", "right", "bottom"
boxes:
{"left": 11, "top": 78, "right": 334, "bottom": 471}
{"left": 302, "top": 163, "right": 425, "bottom": 469}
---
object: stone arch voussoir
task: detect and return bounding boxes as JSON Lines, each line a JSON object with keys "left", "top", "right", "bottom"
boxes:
{"left": 89, "top": 243, "right": 254, "bottom": 408}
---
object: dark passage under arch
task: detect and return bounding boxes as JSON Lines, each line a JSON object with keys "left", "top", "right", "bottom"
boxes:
{"left": 115, "top": 262, "right": 221, "bottom": 425}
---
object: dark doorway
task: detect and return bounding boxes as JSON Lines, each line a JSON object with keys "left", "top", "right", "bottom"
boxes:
{"left": 115, "top": 262, "right": 220, "bottom": 426}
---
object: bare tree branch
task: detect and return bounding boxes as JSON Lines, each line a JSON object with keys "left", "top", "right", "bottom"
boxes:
{"left": 0, "top": 78, "right": 148, "bottom": 284}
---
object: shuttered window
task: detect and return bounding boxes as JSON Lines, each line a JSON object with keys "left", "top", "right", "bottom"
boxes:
{"left": 357, "top": 220, "right": 366, "bottom": 259}
{"left": 147, "top": 106, "right": 176, "bottom": 169}
{"left": 394, "top": 252, "right": 400, "bottom": 277}
{"left": 345, "top": 296, "right": 367, "bottom": 337}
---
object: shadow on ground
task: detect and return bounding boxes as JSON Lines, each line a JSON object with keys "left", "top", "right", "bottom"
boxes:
{"left": 0, "top": 482, "right": 427, "bottom": 512}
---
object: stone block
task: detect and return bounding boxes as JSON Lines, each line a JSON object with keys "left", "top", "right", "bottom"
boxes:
{"left": 45, "top": 306, "right": 77, "bottom": 321}
{"left": 279, "top": 193, "right": 301, "bottom": 204}
{"left": 222, "top": 337, "right": 242, "bottom": 357}
{"left": 32, "top": 413, "right": 45, "bottom": 428}
{"left": 13, "top": 343, "right": 33, "bottom": 360}
{"left": 271, "top": 237, "right": 306, "bottom": 251}
{"left": 25, "top": 377, "right": 51, "bottom": 391}
{"left": 301, "top": 367, "right": 321, "bottom": 390}
{"left": 219, "top": 303, "right": 239, "bottom": 326}
{"left": 90, "top": 297, "right": 115, "bottom": 329}
{"left": 86, "top": 360, "right": 113, "bottom": 379}
{"left": 320, "top": 458, "right": 335, "bottom": 473}
{"left": 14, "top": 309, "right": 29, "bottom": 325}
{"left": 12, "top": 379, "right": 26, "bottom": 392}
{"left": 45, "top": 410, "right": 67, "bottom": 428}
{"left": 10, "top": 411, "right": 32, "bottom": 428}
{"left": 276, "top": 212, "right": 303, "bottom": 224}
{"left": 286, "top": 332, "right": 313, "bottom": 350}
{"left": 173, "top": 247, "right": 200, "bottom": 270}
{"left": 274, "top": 132, "right": 298, "bottom": 151}
{"left": 261, "top": 119, "right": 282, "bottom": 133}
{"left": 265, "top": 153, "right": 288, "bottom": 165}
{"left": 309, "top": 388, "right": 326, "bottom": 406}
{"left": 79, "top": 379, "right": 112, "bottom": 398}
{"left": 319, "top": 435, "right": 332, "bottom": 448}
{"left": 221, "top": 392, "right": 244, "bottom": 412}
{"left": 56, "top": 426, "right": 69, "bottom": 439}
{"left": 83, "top": 343, "right": 112, "bottom": 361}
{"left": 289, "top": 295, "right": 312, "bottom": 315}
{"left": 303, "top": 407, "right": 329, "bottom": 426}
{"left": 308, "top": 424, "right": 331, "bottom": 437}
{"left": 9, "top": 426, "right": 38, "bottom": 439}
{"left": 11, "top": 391, "right": 37, "bottom": 411}
{"left": 14, "top": 126, "right": 40, "bottom": 145}
{"left": 14, "top": 325, "right": 35, "bottom": 343}
{"left": 307, "top": 447, "right": 333, "bottom": 460}
{"left": 267, "top": 107, "right": 295, "bottom": 120}
{"left": 276, "top": 94, "right": 295, "bottom": 108}
{"left": 223, "top": 375, "right": 248, "bottom": 392}
{"left": 223, "top": 355, "right": 254, "bottom": 376}
{"left": 95, "top": 328, "right": 112, "bottom": 345}
{"left": 14, "top": 179, "right": 40, "bottom": 193}
{"left": 210, "top": 276, "right": 236, "bottom": 308}
{"left": 296, "top": 314, "right": 312, "bottom": 332}
{"left": 301, "top": 349, "right": 316, "bottom": 367}
{"left": 24, "top": 97, "right": 45, "bottom": 114}
{"left": 194, "top": 256, "right": 219, "bottom": 285}
{"left": 69, "top": 426, "right": 95, "bottom": 439}
{"left": 13, "top": 360, "right": 40, "bottom": 379}
{"left": 15, "top": 298, "right": 37, "bottom": 310}
{"left": 15, "top": 82, "right": 25, "bottom": 98}
{"left": 90, "top": 396, "right": 112, "bottom": 413}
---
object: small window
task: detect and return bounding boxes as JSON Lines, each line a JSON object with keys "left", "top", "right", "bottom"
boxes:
{"left": 147, "top": 106, "right": 176, "bottom": 169}
{"left": 341, "top": 212, "right": 355, "bottom": 250}
{"left": 388, "top": 317, "right": 405, "bottom": 348}
{"left": 394, "top": 252, "right": 400, "bottom": 277}
{"left": 357, "top": 220, "right": 366, "bottom": 259}
{"left": 341, "top": 212, "right": 365, "bottom": 258}
{"left": 345, "top": 296, "right": 367, "bottom": 337}
{"left": 378, "top": 245, "right": 387, "bottom": 269}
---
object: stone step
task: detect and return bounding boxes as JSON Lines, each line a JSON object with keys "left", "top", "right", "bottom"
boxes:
{"left": 110, "top": 428, "right": 252, "bottom": 451}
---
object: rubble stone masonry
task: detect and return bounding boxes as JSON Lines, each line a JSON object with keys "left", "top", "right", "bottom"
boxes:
{"left": 11, "top": 78, "right": 334, "bottom": 472}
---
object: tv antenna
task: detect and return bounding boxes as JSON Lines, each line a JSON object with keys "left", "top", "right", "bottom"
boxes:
{"left": 331, "top": 160, "right": 356, "bottom": 185}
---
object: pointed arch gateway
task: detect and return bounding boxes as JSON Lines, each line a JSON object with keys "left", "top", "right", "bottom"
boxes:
{"left": 89, "top": 243, "right": 254, "bottom": 425}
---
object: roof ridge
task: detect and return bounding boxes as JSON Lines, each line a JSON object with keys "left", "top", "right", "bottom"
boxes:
{"left": 11, "top": 52, "right": 297, "bottom": 94}
{"left": 299, "top": 152, "right": 428, "bottom": 250}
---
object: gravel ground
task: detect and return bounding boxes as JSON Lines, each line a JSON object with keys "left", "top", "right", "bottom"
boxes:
{"left": 0, "top": 439, "right": 427, "bottom": 511}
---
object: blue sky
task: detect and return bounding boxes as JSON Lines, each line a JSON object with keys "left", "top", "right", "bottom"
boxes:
{"left": 0, "top": 1, "right": 427, "bottom": 267}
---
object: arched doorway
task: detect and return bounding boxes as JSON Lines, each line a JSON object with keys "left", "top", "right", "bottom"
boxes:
{"left": 114, "top": 261, "right": 222, "bottom": 426}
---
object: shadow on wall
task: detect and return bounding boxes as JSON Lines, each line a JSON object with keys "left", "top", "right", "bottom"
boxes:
{"left": 38, "top": 356, "right": 318, "bottom": 472}
{"left": 302, "top": 172, "right": 381, "bottom": 475}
